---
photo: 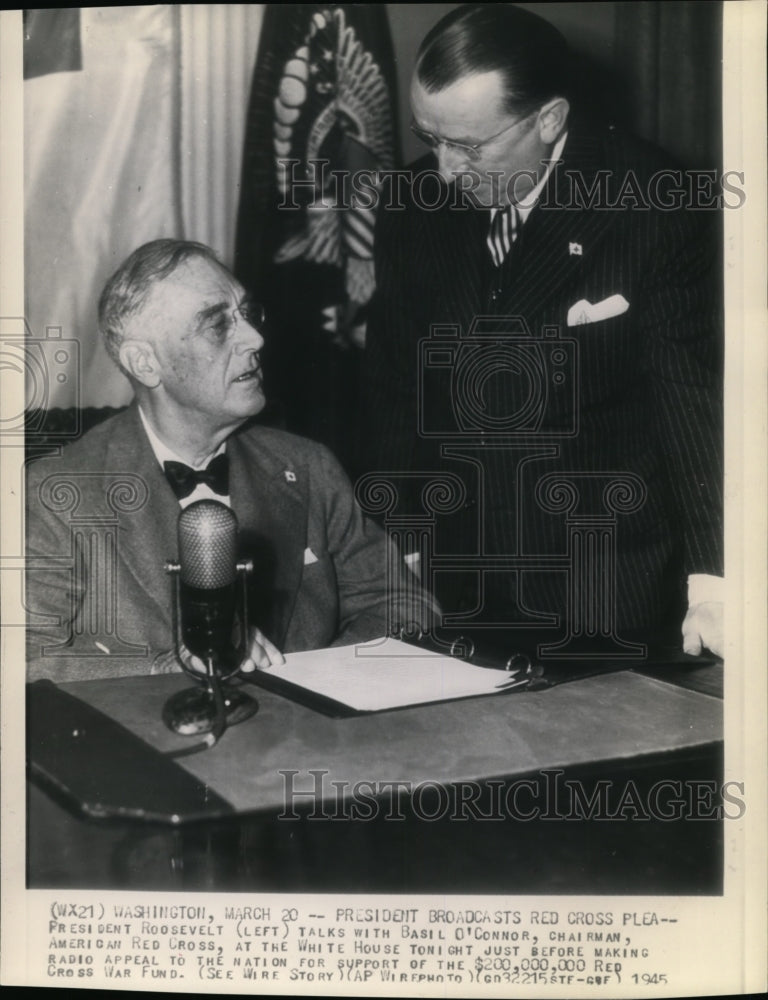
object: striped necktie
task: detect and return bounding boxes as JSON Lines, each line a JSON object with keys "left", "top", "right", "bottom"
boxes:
{"left": 487, "top": 203, "right": 520, "bottom": 267}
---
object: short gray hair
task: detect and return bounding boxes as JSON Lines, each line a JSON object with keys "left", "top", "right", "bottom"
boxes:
{"left": 98, "top": 239, "right": 221, "bottom": 371}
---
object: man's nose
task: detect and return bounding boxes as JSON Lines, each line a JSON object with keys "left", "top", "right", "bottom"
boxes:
{"left": 435, "top": 143, "right": 472, "bottom": 181}
{"left": 234, "top": 311, "right": 265, "bottom": 352}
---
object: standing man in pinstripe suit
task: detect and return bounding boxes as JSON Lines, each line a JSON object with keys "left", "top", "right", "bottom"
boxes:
{"left": 363, "top": 4, "right": 723, "bottom": 657}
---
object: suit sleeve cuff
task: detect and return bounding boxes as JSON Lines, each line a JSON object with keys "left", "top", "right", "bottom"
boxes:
{"left": 687, "top": 573, "right": 724, "bottom": 606}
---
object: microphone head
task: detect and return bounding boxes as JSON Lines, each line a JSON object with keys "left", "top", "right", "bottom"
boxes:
{"left": 178, "top": 500, "right": 238, "bottom": 588}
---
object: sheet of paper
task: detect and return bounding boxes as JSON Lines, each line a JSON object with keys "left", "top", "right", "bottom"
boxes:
{"left": 264, "top": 637, "right": 518, "bottom": 711}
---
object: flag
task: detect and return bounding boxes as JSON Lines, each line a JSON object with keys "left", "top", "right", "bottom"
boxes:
{"left": 23, "top": 9, "right": 82, "bottom": 80}
{"left": 234, "top": 4, "right": 399, "bottom": 472}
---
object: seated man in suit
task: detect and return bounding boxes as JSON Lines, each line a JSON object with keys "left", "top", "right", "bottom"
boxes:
{"left": 363, "top": 4, "right": 723, "bottom": 659}
{"left": 26, "top": 239, "right": 433, "bottom": 681}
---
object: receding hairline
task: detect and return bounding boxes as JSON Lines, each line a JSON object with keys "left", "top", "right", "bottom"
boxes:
{"left": 410, "top": 69, "right": 520, "bottom": 138}
{"left": 410, "top": 67, "right": 510, "bottom": 106}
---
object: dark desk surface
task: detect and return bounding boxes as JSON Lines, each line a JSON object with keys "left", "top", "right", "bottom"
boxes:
{"left": 29, "top": 665, "right": 722, "bottom": 818}
{"left": 27, "top": 662, "right": 724, "bottom": 894}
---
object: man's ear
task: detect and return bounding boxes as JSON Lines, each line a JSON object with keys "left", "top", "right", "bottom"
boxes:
{"left": 537, "top": 97, "right": 570, "bottom": 144}
{"left": 119, "top": 339, "right": 161, "bottom": 388}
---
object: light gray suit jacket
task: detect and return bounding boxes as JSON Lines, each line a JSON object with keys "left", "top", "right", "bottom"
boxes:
{"left": 26, "top": 404, "right": 429, "bottom": 680}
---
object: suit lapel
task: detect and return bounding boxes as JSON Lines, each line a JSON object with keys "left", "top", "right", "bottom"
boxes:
{"left": 104, "top": 403, "right": 180, "bottom": 634}
{"left": 419, "top": 126, "right": 621, "bottom": 326}
{"left": 496, "top": 127, "right": 619, "bottom": 320}
{"left": 228, "top": 430, "right": 308, "bottom": 647}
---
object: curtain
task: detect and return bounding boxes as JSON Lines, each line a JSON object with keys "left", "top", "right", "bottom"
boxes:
{"left": 24, "top": 6, "right": 179, "bottom": 409}
{"left": 614, "top": 0, "right": 722, "bottom": 170}
{"left": 178, "top": 5, "right": 264, "bottom": 265}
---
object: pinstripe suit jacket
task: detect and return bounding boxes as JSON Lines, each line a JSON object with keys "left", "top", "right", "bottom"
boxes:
{"left": 363, "top": 121, "right": 723, "bottom": 635}
{"left": 26, "top": 404, "right": 430, "bottom": 681}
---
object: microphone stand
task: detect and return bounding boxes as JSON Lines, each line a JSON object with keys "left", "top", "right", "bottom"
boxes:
{"left": 162, "top": 558, "right": 258, "bottom": 748}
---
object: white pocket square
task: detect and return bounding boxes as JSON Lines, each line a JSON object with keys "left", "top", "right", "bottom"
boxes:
{"left": 303, "top": 547, "right": 319, "bottom": 565}
{"left": 567, "top": 293, "right": 629, "bottom": 327}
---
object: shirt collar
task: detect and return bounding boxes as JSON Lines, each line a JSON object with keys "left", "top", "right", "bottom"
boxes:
{"left": 496, "top": 130, "right": 568, "bottom": 222}
{"left": 138, "top": 406, "right": 226, "bottom": 471}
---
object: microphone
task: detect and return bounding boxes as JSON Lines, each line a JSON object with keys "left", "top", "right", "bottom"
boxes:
{"left": 178, "top": 500, "right": 239, "bottom": 672}
{"left": 163, "top": 500, "right": 257, "bottom": 745}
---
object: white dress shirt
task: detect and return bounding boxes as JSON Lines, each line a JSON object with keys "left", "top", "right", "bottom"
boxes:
{"left": 488, "top": 130, "right": 568, "bottom": 231}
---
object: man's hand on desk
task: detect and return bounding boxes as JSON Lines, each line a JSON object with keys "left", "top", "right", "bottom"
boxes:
{"left": 151, "top": 627, "right": 284, "bottom": 676}
{"left": 240, "top": 627, "right": 285, "bottom": 672}
{"left": 682, "top": 601, "right": 724, "bottom": 659}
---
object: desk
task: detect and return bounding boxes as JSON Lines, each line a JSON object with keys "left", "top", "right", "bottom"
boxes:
{"left": 27, "top": 664, "right": 723, "bottom": 894}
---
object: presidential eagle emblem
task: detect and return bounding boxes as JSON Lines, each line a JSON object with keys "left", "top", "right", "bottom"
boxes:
{"left": 272, "top": 7, "right": 395, "bottom": 310}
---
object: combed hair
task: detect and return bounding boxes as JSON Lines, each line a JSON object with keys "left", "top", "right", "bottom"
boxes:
{"left": 98, "top": 239, "right": 220, "bottom": 371}
{"left": 416, "top": 4, "right": 572, "bottom": 116}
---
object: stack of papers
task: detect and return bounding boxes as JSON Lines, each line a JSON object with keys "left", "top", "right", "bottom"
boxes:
{"left": 260, "top": 637, "right": 520, "bottom": 712}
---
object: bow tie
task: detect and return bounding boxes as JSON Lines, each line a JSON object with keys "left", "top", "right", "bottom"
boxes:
{"left": 163, "top": 453, "right": 229, "bottom": 500}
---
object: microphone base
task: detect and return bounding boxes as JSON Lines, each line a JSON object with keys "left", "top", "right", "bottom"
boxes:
{"left": 162, "top": 684, "right": 258, "bottom": 738}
